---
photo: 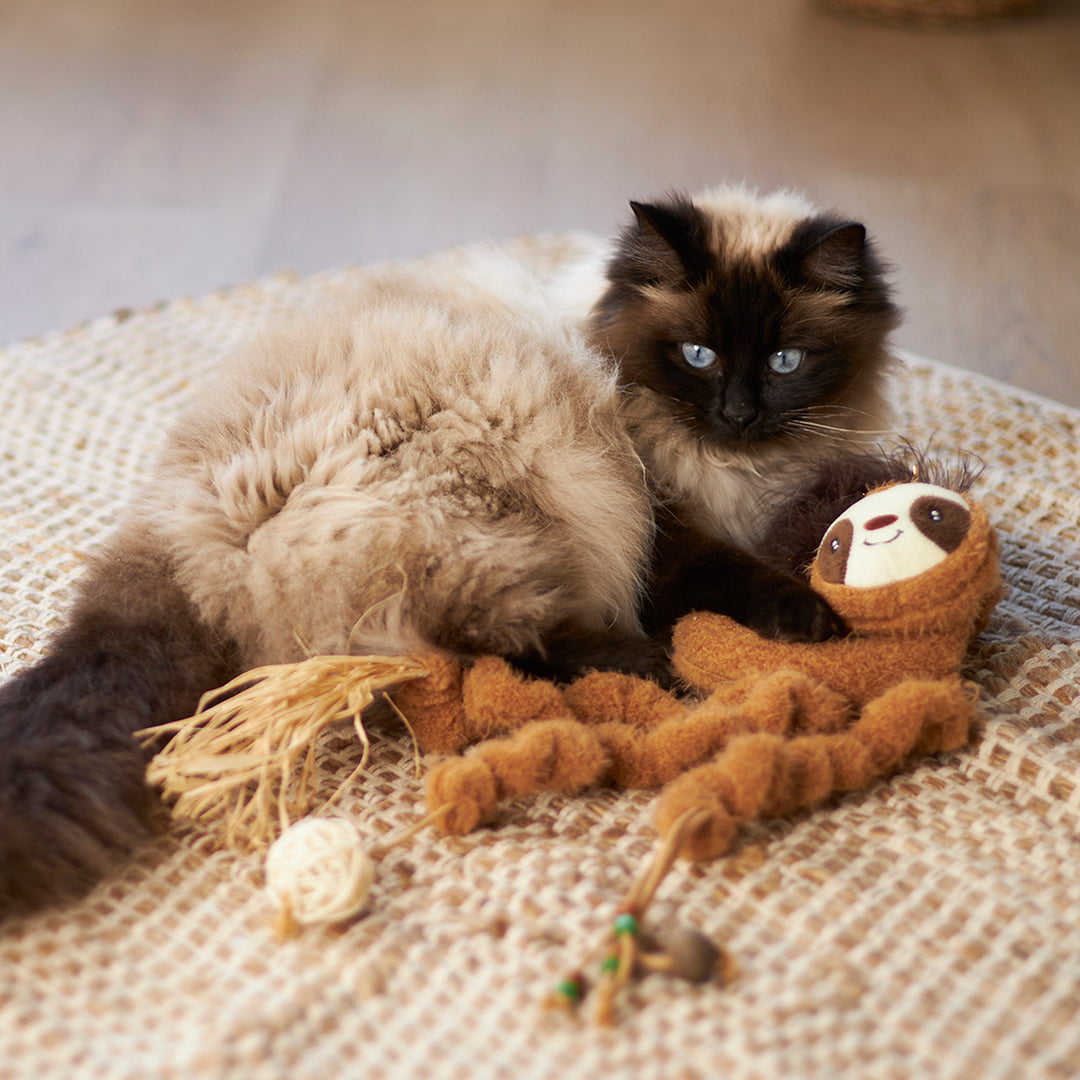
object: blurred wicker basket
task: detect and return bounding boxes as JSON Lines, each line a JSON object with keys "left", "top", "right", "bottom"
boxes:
{"left": 819, "top": 0, "right": 1040, "bottom": 23}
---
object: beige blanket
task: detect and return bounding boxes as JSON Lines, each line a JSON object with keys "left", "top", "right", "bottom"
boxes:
{"left": 2, "top": 252, "right": 1079, "bottom": 1080}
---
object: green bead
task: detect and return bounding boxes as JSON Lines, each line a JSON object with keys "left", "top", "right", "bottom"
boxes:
{"left": 613, "top": 913, "right": 639, "bottom": 937}
{"left": 555, "top": 978, "right": 582, "bottom": 1001}
{"left": 600, "top": 954, "right": 620, "bottom": 973}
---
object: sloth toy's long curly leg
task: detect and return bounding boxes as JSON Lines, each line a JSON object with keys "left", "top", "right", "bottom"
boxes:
{"left": 654, "top": 676, "right": 975, "bottom": 861}
{"left": 424, "top": 670, "right": 852, "bottom": 835}
{"left": 394, "top": 655, "right": 688, "bottom": 754}
{"left": 392, "top": 655, "right": 573, "bottom": 754}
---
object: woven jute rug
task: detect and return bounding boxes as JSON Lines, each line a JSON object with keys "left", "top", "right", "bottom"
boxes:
{"left": 1, "top": 240, "right": 1079, "bottom": 1080}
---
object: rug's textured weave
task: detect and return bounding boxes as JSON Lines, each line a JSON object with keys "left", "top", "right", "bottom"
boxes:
{"left": 1, "top": 245, "right": 1079, "bottom": 1080}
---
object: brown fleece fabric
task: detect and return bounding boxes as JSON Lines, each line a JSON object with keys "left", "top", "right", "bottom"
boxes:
{"left": 393, "top": 484, "right": 1003, "bottom": 861}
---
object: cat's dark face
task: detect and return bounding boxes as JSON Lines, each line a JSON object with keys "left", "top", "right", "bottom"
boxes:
{"left": 587, "top": 194, "right": 900, "bottom": 447}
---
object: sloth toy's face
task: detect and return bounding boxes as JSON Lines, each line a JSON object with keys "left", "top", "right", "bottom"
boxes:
{"left": 817, "top": 483, "right": 972, "bottom": 589}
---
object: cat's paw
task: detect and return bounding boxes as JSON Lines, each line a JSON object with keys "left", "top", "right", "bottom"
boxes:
{"left": 509, "top": 628, "right": 677, "bottom": 687}
{"left": 612, "top": 638, "right": 680, "bottom": 689}
{"left": 753, "top": 584, "right": 848, "bottom": 643}
{"left": 0, "top": 737, "right": 155, "bottom": 918}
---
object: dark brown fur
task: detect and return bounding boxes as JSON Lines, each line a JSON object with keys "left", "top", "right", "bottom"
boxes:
{"left": 0, "top": 525, "right": 239, "bottom": 914}
{"left": 591, "top": 196, "right": 897, "bottom": 448}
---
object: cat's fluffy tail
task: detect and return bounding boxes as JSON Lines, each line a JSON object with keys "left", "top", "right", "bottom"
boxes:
{"left": 0, "top": 526, "right": 237, "bottom": 917}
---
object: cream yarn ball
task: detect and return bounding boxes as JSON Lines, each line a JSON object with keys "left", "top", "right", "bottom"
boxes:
{"left": 265, "top": 816, "right": 376, "bottom": 928}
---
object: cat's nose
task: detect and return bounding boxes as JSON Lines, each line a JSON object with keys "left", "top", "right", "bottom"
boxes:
{"left": 865, "top": 514, "right": 898, "bottom": 530}
{"left": 723, "top": 393, "right": 756, "bottom": 427}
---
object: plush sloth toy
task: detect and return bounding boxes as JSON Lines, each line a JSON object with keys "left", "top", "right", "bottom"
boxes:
{"left": 395, "top": 480, "right": 1003, "bottom": 860}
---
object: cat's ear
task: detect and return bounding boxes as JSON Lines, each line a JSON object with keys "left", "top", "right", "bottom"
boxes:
{"left": 789, "top": 220, "right": 867, "bottom": 289}
{"left": 628, "top": 199, "right": 710, "bottom": 283}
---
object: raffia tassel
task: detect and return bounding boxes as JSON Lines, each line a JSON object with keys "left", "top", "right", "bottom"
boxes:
{"left": 137, "top": 654, "right": 430, "bottom": 852}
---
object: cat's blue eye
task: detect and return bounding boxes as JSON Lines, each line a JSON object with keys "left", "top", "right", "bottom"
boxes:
{"left": 681, "top": 343, "right": 718, "bottom": 370}
{"left": 768, "top": 347, "right": 805, "bottom": 374}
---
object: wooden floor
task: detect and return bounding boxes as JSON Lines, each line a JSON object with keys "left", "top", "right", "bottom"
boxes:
{"left": 2, "top": 0, "right": 1078, "bottom": 405}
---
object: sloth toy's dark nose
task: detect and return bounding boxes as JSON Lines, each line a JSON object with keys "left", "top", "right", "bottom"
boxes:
{"left": 865, "top": 514, "right": 898, "bottom": 530}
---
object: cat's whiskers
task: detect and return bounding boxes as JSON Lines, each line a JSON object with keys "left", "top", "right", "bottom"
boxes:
{"left": 803, "top": 403, "right": 885, "bottom": 423}
{"left": 800, "top": 400, "right": 885, "bottom": 422}
{"left": 782, "top": 426, "right": 846, "bottom": 449}
{"left": 789, "top": 417, "right": 888, "bottom": 437}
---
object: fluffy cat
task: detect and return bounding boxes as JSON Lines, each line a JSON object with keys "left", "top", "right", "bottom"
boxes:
{"left": 0, "top": 185, "right": 899, "bottom": 916}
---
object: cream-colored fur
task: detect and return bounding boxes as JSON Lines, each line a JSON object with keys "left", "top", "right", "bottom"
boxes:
{"left": 694, "top": 183, "right": 817, "bottom": 262}
{"left": 130, "top": 246, "right": 653, "bottom": 668}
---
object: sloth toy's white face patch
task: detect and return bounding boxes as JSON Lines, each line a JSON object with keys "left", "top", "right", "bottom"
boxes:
{"left": 817, "top": 482, "right": 972, "bottom": 588}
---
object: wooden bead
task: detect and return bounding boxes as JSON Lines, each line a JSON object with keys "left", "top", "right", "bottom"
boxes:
{"left": 653, "top": 926, "right": 721, "bottom": 984}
